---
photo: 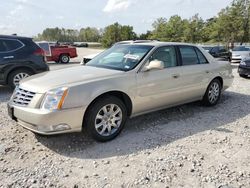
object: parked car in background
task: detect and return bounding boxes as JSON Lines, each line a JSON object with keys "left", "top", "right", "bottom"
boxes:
{"left": 231, "top": 46, "right": 250, "bottom": 63}
{"left": 73, "top": 42, "right": 88, "bottom": 48}
{"left": 238, "top": 57, "right": 250, "bottom": 78}
{"left": 0, "top": 35, "right": 49, "bottom": 88}
{"left": 80, "top": 53, "right": 100, "bottom": 65}
{"left": 201, "top": 45, "right": 231, "bottom": 61}
{"left": 37, "top": 42, "right": 77, "bottom": 64}
{"left": 8, "top": 41, "right": 233, "bottom": 141}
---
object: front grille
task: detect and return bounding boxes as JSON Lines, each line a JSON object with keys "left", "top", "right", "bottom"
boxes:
{"left": 12, "top": 88, "right": 36, "bottom": 107}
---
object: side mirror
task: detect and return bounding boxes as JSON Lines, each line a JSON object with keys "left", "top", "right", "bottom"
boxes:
{"left": 143, "top": 60, "right": 164, "bottom": 72}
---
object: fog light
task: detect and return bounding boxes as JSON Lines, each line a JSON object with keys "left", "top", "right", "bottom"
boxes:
{"left": 52, "top": 124, "right": 71, "bottom": 131}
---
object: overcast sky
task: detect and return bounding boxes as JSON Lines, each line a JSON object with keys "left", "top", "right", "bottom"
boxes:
{"left": 0, "top": 0, "right": 233, "bottom": 36}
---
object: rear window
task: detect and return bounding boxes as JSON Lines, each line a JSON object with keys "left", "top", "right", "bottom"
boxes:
{"left": 0, "top": 39, "right": 23, "bottom": 52}
{"left": 179, "top": 46, "right": 199, "bottom": 65}
{"left": 195, "top": 48, "right": 208, "bottom": 64}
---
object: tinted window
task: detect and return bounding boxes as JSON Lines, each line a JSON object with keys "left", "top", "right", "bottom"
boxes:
{"left": 0, "top": 41, "right": 7, "bottom": 52}
{"left": 219, "top": 46, "right": 227, "bottom": 52}
{"left": 210, "top": 47, "right": 219, "bottom": 53}
{"left": 150, "top": 46, "right": 177, "bottom": 68}
{"left": 195, "top": 48, "right": 208, "bottom": 64}
{"left": 179, "top": 46, "right": 199, "bottom": 65}
{"left": 0, "top": 39, "right": 23, "bottom": 52}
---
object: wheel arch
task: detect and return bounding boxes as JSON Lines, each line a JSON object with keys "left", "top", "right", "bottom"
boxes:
{"left": 212, "top": 76, "right": 223, "bottom": 88}
{"left": 6, "top": 66, "right": 35, "bottom": 84}
{"left": 82, "top": 90, "right": 133, "bottom": 126}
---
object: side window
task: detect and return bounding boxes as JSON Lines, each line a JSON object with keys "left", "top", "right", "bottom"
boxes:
{"left": 179, "top": 46, "right": 199, "bottom": 66}
{"left": 195, "top": 48, "right": 208, "bottom": 64}
{"left": 2, "top": 39, "right": 23, "bottom": 52}
{"left": 210, "top": 47, "right": 218, "bottom": 53}
{"left": 149, "top": 46, "right": 177, "bottom": 68}
{"left": 219, "top": 47, "right": 226, "bottom": 53}
{"left": 0, "top": 40, "right": 8, "bottom": 52}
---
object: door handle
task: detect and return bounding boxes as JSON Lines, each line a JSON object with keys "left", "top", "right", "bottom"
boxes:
{"left": 172, "top": 74, "right": 180, "bottom": 79}
{"left": 3, "top": 56, "right": 14, "bottom": 59}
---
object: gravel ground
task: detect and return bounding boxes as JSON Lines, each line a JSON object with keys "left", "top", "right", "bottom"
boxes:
{"left": 0, "top": 66, "right": 249, "bottom": 188}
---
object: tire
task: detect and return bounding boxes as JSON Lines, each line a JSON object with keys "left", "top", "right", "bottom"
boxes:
{"left": 59, "top": 54, "right": 70, "bottom": 64}
{"left": 84, "top": 96, "right": 127, "bottom": 142}
{"left": 202, "top": 78, "right": 222, "bottom": 106}
{"left": 8, "top": 69, "right": 33, "bottom": 89}
{"left": 239, "top": 74, "right": 248, "bottom": 78}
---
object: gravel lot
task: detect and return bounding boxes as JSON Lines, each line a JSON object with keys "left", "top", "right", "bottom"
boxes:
{"left": 0, "top": 63, "right": 249, "bottom": 188}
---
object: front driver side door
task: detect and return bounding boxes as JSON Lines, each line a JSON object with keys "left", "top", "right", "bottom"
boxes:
{"left": 134, "top": 46, "right": 186, "bottom": 115}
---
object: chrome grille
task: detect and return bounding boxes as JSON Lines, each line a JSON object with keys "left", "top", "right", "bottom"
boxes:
{"left": 12, "top": 87, "right": 36, "bottom": 107}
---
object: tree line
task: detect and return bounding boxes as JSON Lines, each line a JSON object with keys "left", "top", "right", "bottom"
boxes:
{"left": 35, "top": 0, "right": 250, "bottom": 47}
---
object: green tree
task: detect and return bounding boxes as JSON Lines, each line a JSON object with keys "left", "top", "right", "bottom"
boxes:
{"left": 183, "top": 14, "right": 204, "bottom": 43}
{"left": 101, "top": 22, "right": 136, "bottom": 47}
{"left": 213, "top": 0, "right": 249, "bottom": 44}
{"left": 79, "top": 27, "right": 101, "bottom": 42}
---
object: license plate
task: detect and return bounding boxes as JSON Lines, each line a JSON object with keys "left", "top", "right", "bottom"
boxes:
{"left": 7, "top": 105, "right": 15, "bottom": 120}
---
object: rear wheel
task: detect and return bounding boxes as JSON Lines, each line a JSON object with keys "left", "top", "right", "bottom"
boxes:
{"left": 202, "top": 79, "right": 222, "bottom": 106}
{"left": 8, "top": 69, "right": 33, "bottom": 89}
{"left": 84, "top": 96, "right": 127, "bottom": 142}
{"left": 59, "top": 54, "right": 70, "bottom": 64}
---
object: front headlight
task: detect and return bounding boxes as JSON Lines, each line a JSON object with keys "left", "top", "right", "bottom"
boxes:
{"left": 240, "top": 61, "right": 246, "bottom": 66}
{"left": 41, "top": 87, "right": 68, "bottom": 111}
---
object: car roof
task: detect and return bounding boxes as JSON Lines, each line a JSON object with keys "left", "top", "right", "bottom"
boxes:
{"left": 115, "top": 40, "right": 198, "bottom": 47}
{"left": 0, "top": 35, "right": 32, "bottom": 40}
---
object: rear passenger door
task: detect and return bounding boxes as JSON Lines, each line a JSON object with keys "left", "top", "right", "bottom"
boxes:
{"left": 178, "top": 45, "right": 211, "bottom": 99}
{"left": 0, "top": 38, "right": 24, "bottom": 81}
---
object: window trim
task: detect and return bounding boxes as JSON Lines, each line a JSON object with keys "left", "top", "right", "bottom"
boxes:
{"left": 0, "top": 38, "right": 25, "bottom": 53}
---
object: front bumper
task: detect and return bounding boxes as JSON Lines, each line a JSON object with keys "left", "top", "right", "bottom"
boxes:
{"left": 238, "top": 66, "right": 250, "bottom": 76}
{"left": 8, "top": 103, "right": 85, "bottom": 135}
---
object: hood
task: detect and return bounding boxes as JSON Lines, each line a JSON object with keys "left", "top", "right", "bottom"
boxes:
{"left": 20, "top": 66, "right": 122, "bottom": 93}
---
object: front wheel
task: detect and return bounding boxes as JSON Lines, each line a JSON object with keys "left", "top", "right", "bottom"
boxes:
{"left": 8, "top": 69, "right": 32, "bottom": 89}
{"left": 84, "top": 96, "right": 127, "bottom": 142}
{"left": 202, "top": 79, "right": 222, "bottom": 106}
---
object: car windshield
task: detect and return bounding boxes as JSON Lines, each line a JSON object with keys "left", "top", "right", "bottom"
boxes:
{"left": 202, "top": 46, "right": 213, "bottom": 51}
{"left": 232, "top": 46, "right": 250, "bottom": 51}
{"left": 86, "top": 44, "right": 153, "bottom": 71}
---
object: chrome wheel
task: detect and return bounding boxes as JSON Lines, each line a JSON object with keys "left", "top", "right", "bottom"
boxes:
{"left": 95, "top": 104, "right": 122, "bottom": 137}
{"left": 61, "top": 55, "right": 69, "bottom": 63}
{"left": 208, "top": 82, "right": 220, "bottom": 104}
{"left": 13, "top": 73, "right": 30, "bottom": 86}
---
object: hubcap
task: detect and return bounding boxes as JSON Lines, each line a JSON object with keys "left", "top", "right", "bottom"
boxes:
{"left": 13, "top": 73, "right": 30, "bottom": 86}
{"left": 95, "top": 104, "right": 122, "bottom": 137}
{"left": 62, "top": 56, "right": 69, "bottom": 62}
{"left": 208, "top": 82, "right": 220, "bottom": 103}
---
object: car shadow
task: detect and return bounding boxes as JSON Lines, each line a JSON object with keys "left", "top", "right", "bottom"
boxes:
{"left": 36, "top": 91, "right": 250, "bottom": 159}
{"left": 0, "top": 86, "right": 12, "bottom": 102}
{"left": 47, "top": 61, "right": 80, "bottom": 66}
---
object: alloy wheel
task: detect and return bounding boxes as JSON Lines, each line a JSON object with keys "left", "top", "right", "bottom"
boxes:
{"left": 95, "top": 104, "right": 123, "bottom": 137}
{"left": 13, "top": 73, "right": 30, "bottom": 86}
{"left": 208, "top": 82, "right": 220, "bottom": 104}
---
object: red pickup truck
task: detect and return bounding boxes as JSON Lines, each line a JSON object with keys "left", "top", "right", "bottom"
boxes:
{"left": 37, "top": 42, "right": 77, "bottom": 63}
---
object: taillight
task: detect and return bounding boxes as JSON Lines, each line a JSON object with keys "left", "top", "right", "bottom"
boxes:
{"left": 33, "top": 48, "right": 45, "bottom": 56}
